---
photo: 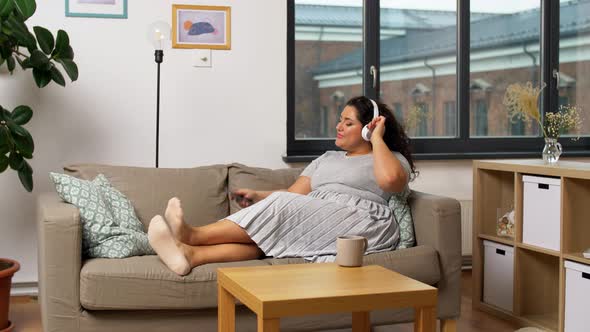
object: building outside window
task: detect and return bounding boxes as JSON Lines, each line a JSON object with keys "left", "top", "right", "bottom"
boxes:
{"left": 474, "top": 99, "right": 488, "bottom": 136}
{"left": 444, "top": 101, "right": 456, "bottom": 137}
{"left": 393, "top": 102, "right": 403, "bottom": 124}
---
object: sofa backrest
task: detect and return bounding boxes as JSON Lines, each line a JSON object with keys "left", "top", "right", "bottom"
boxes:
{"left": 64, "top": 164, "right": 229, "bottom": 229}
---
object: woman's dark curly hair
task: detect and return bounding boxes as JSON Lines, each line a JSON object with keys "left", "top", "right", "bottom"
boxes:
{"left": 346, "top": 96, "right": 418, "bottom": 180}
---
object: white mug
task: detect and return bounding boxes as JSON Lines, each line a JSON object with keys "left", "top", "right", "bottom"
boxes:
{"left": 336, "top": 235, "right": 368, "bottom": 267}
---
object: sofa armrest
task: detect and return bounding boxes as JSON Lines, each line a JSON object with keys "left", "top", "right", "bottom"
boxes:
{"left": 37, "top": 192, "right": 82, "bottom": 331}
{"left": 409, "top": 191, "right": 462, "bottom": 319}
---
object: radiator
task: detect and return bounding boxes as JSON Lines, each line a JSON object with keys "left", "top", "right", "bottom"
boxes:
{"left": 459, "top": 200, "right": 473, "bottom": 256}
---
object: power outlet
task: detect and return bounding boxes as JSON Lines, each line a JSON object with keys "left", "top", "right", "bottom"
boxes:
{"left": 193, "top": 49, "right": 212, "bottom": 68}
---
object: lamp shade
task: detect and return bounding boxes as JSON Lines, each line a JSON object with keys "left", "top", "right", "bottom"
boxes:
{"left": 147, "top": 21, "right": 171, "bottom": 50}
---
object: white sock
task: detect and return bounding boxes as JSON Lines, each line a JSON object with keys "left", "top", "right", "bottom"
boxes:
{"left": 164, "top": 197, "right": 184, "bottom": 241}
{"left": 148, "top": 215, "right": 191, "bottom": 276}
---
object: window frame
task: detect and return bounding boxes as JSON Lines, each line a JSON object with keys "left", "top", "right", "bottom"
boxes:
{"left": 285, "top": 0, "right": 590, "bottom": 162}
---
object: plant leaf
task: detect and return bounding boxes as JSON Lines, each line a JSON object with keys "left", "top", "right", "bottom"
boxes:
{"left": 33, "top": 26, "right": 54, "bottom": 55}
{"left": 11, "top": 105, "right": 32, "bottom": 125}
{"left": 0, "top": 126, "right": 10, "bottom": 147}
{"left": 13, "top": 0, "right": 35, "bottom": 20}
{"left": 12, "top": 127, "right": 33, "bottom": 158}
{"left": 0, "top": 153, "right": 8, "bottom": 172}
{"left": 54, "top": 29, "right": 69, "bottom": 56}
{"left": 18, "top": 159, "right": 33, "bottom": 192}
{"left": 50, "top": 66, "right": 65, "bottom": 86}
{"left": 14, "top": 56, "right": 32, "bottom": 70}
{"left": 57, "top": 58, "right": 78, "bottom": 81}
{"left": 0, "top": 0, "right": 15, "bottom": 18}
{"left": 5, "top": 14, "right": 36, "bottom": 48}
{"left": 60, "top": 45, "right": 74, "bottom": 60}
{"left": 8, "top": 150, "right": 23, "bottom": 170}
{"left": 32, "top": 67, "right": 51, "bottom": 88}
{"left": 0, "top": 152, "right": 8, "bottom": 173}
{"left": 0, "top": 43, "right": 11, "bottom": 59}
{"left": 0, "top": 106, "right": 11, "bottom": 121}
{"left": 7, "top": 121, "right": 27, "bottom": 136}
{"left": 29, "top": 49, "right": 50, "bottom": 69}
{"left": 6, "top": 54, "right": 15, "bottom": 72}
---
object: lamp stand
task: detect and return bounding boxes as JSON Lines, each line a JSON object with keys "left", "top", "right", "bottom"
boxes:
{"left": 154, "top": 49, "right": 163, "bottom": 168}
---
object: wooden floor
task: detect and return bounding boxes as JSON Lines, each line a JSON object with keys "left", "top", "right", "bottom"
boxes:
{"left": 8, "top": 270, "right": 521, "bottom": 332}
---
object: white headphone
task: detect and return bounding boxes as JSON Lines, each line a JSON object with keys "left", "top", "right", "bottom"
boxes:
{"left": 361, "top": 99, "right": 379, "bottom": 141}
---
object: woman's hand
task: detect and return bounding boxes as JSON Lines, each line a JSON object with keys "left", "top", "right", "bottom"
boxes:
{"left": 368, "top": 116, "right": 386, "bottom": 142}
{"left": 230, "top": 188, "right": 259, "bottom": 208}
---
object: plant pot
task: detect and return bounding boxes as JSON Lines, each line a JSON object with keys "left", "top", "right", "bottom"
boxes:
{"left": 0, "top": 259, "right": 20, "bottom": 332}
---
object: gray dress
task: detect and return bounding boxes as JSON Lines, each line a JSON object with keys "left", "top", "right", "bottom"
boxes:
{"left": 226, "top": 150, "right": 411, "bottom": 262}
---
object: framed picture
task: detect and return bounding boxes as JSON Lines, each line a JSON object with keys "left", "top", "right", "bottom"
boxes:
{"left": 172, "top": 4, "right": 231, "bottom": 50}
{"left": 65, "top": 0, "right": 128, "bottom": 19}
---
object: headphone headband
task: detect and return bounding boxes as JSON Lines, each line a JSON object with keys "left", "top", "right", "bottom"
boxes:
{"left": 369, "top": 99, "right": 379, "bottom": 119}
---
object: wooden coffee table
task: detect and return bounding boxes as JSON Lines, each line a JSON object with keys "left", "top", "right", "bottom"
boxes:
{"left": 217, "top": 263, "right": 437, "bottom": 332}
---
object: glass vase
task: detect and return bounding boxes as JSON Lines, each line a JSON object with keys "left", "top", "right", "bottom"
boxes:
{"left": 542, "top": 137, "right": 562, "bottom": 164}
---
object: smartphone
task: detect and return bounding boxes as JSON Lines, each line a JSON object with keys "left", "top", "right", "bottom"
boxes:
{"left": 232, "top": 193, "right": 253, "bottom": 206}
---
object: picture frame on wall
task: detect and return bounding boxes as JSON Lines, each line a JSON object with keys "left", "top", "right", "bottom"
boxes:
{"left": 172, "top": 4, "right": 231, "bottom": 50}
{"left": 65, "top": 0, "right": 128, "bottom": 19}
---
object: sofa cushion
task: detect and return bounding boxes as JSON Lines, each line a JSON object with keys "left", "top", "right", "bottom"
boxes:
{"left": 64, "top": 164, "right": 229, "bottom": 229}
{"left": 390, "top": 189, "right": 415, "bottom": 250}
{"left": 49, "top": 173, "right": 154, "bottom": 258}
{"left": 227, "top": 163, "right": 303, "bottom": 214}
{"left": 80, "top": 256, "right": 269, "bottom": 310}
{"left": 80, "top": 245, "right": 440, "bottom": 311}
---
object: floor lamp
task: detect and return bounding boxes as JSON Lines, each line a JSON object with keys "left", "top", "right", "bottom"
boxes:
{"left": 147, "top": 21, "right": 171, "bottom": 168}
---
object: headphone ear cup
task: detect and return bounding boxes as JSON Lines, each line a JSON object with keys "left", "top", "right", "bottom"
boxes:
{"left": 361, "top": 125, "right": 371, "bottom": 141}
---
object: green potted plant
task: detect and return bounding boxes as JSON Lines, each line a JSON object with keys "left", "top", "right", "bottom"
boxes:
{"left": 0, "top": 0, "right": 78, "bottom": 330}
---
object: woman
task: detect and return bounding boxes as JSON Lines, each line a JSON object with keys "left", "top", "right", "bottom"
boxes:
{"left": 148, "top": 96, "right": 417, "bottom": 275}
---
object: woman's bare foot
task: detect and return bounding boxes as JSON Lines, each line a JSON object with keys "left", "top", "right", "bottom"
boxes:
{"left": 164, "top": 197, "right": 193, "bottom": 244}
{"left": 148, "top": 215, "right": 191, "bottom": 276}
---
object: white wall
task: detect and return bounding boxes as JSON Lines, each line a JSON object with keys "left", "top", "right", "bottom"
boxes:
{"left": 0, "top": 0, "right": 288, "bottom": 285}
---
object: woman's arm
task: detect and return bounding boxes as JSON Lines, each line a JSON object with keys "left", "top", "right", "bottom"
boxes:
{"left": 370, "top": 117, "right": 408, "bottom": 193}
{"left": 231, "top": 176, "right": 312, "bottom": 207}
{"left": 256, "top": 175, "right": 312, "bottom": 199}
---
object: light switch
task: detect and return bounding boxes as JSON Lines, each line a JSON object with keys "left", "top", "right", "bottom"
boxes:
{"left": 193, "top": 49, "right": 212, "bottom": 68}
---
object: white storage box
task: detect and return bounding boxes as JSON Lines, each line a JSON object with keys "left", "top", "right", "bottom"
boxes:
{"left": 483, "top": 240, "right": 514, "bottom": 312}
{"left": 565, "top": 260, "right": 590, "bottom": 332}
{"left": 522, "top": 175, "right": 561, "bottom": 251}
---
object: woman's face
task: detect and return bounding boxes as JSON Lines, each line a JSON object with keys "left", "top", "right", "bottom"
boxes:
{"left": 335, "top": 105, "right": 365, "bottom": 150}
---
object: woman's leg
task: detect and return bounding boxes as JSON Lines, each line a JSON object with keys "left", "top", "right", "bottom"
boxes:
{"left": 148, "top": 215, "right": 263, "bottom": 276}
{"left": 182, "top": 243, "right": 264, "bottom": 267}
{"left": 165, "top": 197, "right": 254, "bottom": 245}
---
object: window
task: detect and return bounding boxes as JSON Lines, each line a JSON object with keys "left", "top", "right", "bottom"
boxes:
{"left": 416, "top": 103, "right": 429, "bottom": 137}
{"left": 511, "top": 119, "right": 525, "bottom": 136}
{"left": 286, "top": 1, "right": 590, "bottom": 160}
{"left": 474, "top": 99, "right": 488, "bottom": 136}
{"left": 292, "top": 0, "right": 362, "bottom": 142}
{"left": 559, "top": 0, "right": 590, "bottom": 138}
{"left": 381, "top": 0, "right": 457, "bottom": 140}
{"left": 470, "top": 1, "right": 540, "bottom": 139}
{"left": 393, "top": 103, "right": 403, "bottom": 124}
{"left": 444, "top": 101, "right": 456, "bottom": 136}
{"left": 558, "top": 95, "right": 569, "bottom": 107}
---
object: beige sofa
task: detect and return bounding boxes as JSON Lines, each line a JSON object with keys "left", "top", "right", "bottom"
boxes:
{"left": 37, "top": 163, "right": 462, "bottom": 332}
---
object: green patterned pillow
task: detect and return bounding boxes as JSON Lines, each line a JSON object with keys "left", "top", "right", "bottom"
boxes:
{"left": 389, "top": 187, "right": 415, "bottom": 249}
{"left": 50, "top": 172, "right": 154, "bottom": 258}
